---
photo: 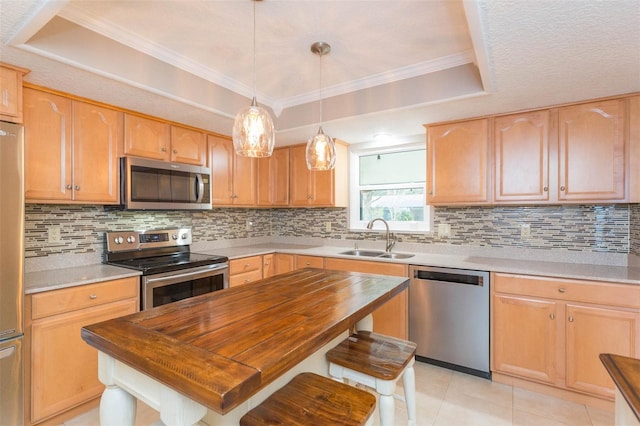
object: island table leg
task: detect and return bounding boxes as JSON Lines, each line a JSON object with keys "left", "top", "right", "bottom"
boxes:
{"left": 100, "top": 384, "right": 136, "bottom": 426}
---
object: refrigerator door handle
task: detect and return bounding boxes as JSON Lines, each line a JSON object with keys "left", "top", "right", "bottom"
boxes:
{"left": 0, "top": 345, "right": 16, "bottom": 359}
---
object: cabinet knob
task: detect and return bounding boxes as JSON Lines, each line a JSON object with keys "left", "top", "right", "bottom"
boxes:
{"left": 558, "top": 288, "right": 566, "bottom": 293}
{"left": 549, "top": 313, "right": 555, "bottom": 320}
{"left": 75, "top": 185, "right": 80, "bottom": 191}
{"left": 543, "top": 186, "right": 548, "bottom": 192}
{"left": 89, "top": 294, "right": 97, "bottom": 300}
{"left": 66, "top": 184, "right": 72, "bottom": 190}
{"left": 161, "top": 147, "right": 167, "bottom": 152}
{"left": 173, "top": 149, "right": 178, "bottom": 154}
{"left": 307, "top": 195, "right": 313, "bottom": 200}
{"left": 568, "top": 315, "right": 574, "bottom": 322}
{"left": 560, "top": 185, "right": 566, "bottom": 191}
{"left": 306, "top": 262, "right": 311, "bottom": 266}
{"left": 244, "top": 279, "right": 250, "bottom": 283}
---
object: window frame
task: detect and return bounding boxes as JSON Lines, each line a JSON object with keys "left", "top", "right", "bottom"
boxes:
{"left": 349, "top": 142, "right": 432, "bottom": 233}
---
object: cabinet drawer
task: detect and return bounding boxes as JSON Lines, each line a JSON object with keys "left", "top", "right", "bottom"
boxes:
{"left": 494, "top": 273, "right": 640, "bottom": 309}
{"left": 230, "top": 270, "right": 263, "bottom": 287}
{"left": 31, "top": 277, "right": 139, "bottom": 320}
{"left": 230, "top": 256, "right": 263, "bottom": 275}
{"left": 295, "top": 255, "right": 324, "bottom": 269}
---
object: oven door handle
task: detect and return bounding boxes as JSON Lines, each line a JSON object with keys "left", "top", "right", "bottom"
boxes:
{"left": 144, "top": 263, "right": 228, "bottom": 285}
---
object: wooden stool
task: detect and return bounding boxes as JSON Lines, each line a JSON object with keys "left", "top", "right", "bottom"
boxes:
{"left": 240, "top": 372, "right": 376, "bottom": 426}
{"left": 326, "top": 331, "right": 417, "bottom": 426}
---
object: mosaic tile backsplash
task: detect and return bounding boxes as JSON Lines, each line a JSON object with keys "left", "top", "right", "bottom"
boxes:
{"left": 25, "top": 203, "right": 638, "bottom": 259}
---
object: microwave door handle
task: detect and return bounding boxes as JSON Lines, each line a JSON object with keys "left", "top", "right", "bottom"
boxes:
{"left": 195, "top": 174, "right": 204, "bottom": 203}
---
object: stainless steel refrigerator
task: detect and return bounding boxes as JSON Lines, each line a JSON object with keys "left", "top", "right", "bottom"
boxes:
{"left": 0, "top": 120, "right": 24, "bottom": 426}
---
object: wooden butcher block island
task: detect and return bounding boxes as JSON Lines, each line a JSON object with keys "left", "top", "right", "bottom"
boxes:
{"left": 81, "top": 268, "right": 409, "bottom": 425}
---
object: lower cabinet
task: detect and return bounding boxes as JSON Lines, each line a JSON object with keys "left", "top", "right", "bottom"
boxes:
{"left": 492, "top": 273, "right": 640, "bottom": 401}
{"left": 229, "top": 255, "right": 264, "bottom": 287}
{"left": 324, "top": 258, "right": 409, "bottom": 339}
{"left": 25, "top": 277, "right": 139, "bottom": 425}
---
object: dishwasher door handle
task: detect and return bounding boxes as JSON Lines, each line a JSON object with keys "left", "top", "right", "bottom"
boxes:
{"left": 413, "top": 269, "right": 486, "bottom": 286}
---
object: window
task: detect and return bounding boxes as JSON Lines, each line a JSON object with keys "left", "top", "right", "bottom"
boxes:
{"left": 349, "top": 144, "right": 432, "bottom": 232}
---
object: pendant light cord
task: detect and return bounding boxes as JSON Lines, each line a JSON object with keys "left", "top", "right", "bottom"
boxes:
{"left": 319, "top": 52, "right": 323, "bottom": 125}
{"left": 252, "top": 0, "right": 257, "bottom": 97}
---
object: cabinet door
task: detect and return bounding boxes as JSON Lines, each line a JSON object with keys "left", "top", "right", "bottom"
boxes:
{"left": 494, "top": 111, "right": 550, "bottom": 202}
{"left": 257, "top": 147, "right": 289, "bottom": 206}
{"left": 233, "top": 153, "right": 257, "bottom": 206}
{"left": 289, "top": 145, "right": 313, "bottom": 206}
{"left": 427, "top": 119, "right": 490, "bottom": 204}
{"left": 24, "top": 88, "right": 73, "bottom": 201}
{"left": 324, "top": 258, "right": 408, "bottom": 339}
{"left": 565, "top": 304, "right": 639, "bottom": 399}
{"left": 274, "top": 253, "right": 295, "bottom": 275}
{"left": 208, "top": 135, "right": 234, "bottom": 205}
{"left": 492, "top": 294, "right": 560, "bottom": 385}
{"left": 123, "top": 114, "right": 171, "bottom": 161}
{"left": 558, "top": 100, "right": 626, "bottom": 201}
{"left": 170, "top": 125, "right": 206, "bottom": 165}
{"left": 30, "top": 299, "right": 137, "bottom": 423}
{"left": 263, "top": 254, "right": 275, "bottom": 278}
{"left": 0, "top": 65, "right": 26, "bottom": 123}
{"left": 72, "top": 101, "right": 122, "bottom": 203}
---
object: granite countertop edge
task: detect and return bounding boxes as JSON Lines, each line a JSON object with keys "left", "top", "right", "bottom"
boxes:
{"left": 25, "top": 243, "right": 640, "bottom": 294}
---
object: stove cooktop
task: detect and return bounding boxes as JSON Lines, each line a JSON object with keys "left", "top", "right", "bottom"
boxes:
{"left": 107, "top": 252, "right": 228, "bottom": 275}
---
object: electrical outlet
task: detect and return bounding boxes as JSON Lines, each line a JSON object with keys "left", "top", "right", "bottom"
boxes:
{"left": 437, "top": 223, "right": 451, "bottom": 238}
{"left": 325, "top": 221, "right": 331, "bottom": 232}
{"left": 521, "top": 224, "right": 531, "bottom": 239}
{"left": 48, "top": 226, "right": 61, "bottom": 243}
{"left": 245, "top": 220, "right": 253, "bottom": 231}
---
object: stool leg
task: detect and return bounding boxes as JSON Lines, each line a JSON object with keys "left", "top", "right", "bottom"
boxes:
{"left": 403, "top": 365, "right": 416, "bottom": 426}
{"left": 379, "top": 392, "right": 395, "bottom": 426}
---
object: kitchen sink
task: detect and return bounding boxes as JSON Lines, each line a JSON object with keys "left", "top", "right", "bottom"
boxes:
{"left": 338, "top": 250, "right": 415, "bottom": 259}
{"left": 339, "top": 250, "right": 386, "bottom": 257}
{"left": 377, "top": 252, "right": 414, "bottom": 259}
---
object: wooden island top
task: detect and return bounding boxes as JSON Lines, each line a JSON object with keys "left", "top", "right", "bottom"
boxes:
{"left": 81, "top": 268, "right": 409, "bottom": 416}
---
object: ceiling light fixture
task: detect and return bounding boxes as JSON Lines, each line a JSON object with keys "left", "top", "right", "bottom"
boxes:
{"left": 305, "top": 41, "right": 336, "bottom": 171}
{"left": 232, "top": 0, "right": 275, "bottom": 158}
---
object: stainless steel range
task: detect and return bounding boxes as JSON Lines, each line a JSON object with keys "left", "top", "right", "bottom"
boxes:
{"left": 105, "top": 228, "right": 228, "bottom": 310}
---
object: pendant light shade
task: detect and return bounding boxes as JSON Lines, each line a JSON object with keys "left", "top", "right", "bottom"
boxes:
{"left": 232, "top": 0, "right": 275, "bottom": 158}
{"left": 233, "top": 97, "right": 275, "bottom": 158}
{"left": 306, "top": 42, "right": 336, "bottom": 171}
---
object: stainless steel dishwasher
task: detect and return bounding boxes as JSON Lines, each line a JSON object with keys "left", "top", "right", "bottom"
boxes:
{"left": 409, "top": 265, "right": 491, "bottom": 379}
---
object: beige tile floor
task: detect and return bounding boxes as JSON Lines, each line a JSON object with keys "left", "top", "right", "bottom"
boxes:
{"left": 62, "top": 361, "right": 614, "bottom": 426}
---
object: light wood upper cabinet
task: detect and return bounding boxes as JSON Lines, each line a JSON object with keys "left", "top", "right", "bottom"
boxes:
{"left": 494, "top": 111, "right": 550, "bottom": 202}
{"left": 257, "top": 147, "right": 289, "bottom": 206}
{"left": 289, "top": 142, "right": 348, "bottom": 207}
{"left": 208, "top": 135, "right": 256, "bottom": 206}
{"left": 170, "top": 125, "right": 207, "bottom": 165}
{"left": 426, "top": 118, "right": 491, "bottom": 205}
{"left": 71, "top": 102, "right": 122, "bottom": 203}
{"left": 123, "top": 114, "right": 171, "bottom": 161}
{"left": 0, "top": 63, "right": 29, "bottom": 123}
{"left": 24, "top": 89, "right": 72, "bottom": 201}
{"left": 24, "top": 88, "right": 122, "bottom": 204}
{"left": 629, "top": 95, "right": 640, "bottom": 203}
{"left": 558, "top": 99, "right": 627, "bottom": 202}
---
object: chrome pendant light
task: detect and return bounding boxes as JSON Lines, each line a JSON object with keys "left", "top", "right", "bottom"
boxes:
{"left": 232, "top": 0, "right": 275, "bottom": 158}
{"left": 306, "top": 42, "right": 336, "bottom": 171}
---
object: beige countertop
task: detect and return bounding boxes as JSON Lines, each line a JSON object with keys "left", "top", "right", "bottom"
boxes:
{"left": 24, "top": 243, "right": 640, "bottom": 294}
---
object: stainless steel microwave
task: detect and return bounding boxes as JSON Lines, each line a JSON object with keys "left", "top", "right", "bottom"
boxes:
{"left": 120, "top": 156, "right": 212, "bottom": 210}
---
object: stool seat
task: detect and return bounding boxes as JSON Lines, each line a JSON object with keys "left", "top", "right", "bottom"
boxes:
{"left": 240, "top": 372, "right": 376, "bottom": 426}
{"left": 326, "top": 331, "right": 417, "bottom": 380}
{"left": 326, "top": 331, "right": 417, "bottom": 426}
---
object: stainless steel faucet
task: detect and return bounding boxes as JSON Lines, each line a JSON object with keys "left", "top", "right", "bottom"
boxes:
{"left": 366, "top": 218, "right": 396, "bottom": 252}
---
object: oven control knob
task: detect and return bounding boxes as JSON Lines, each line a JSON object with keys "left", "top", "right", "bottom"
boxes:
{"left": 114, "top": 236, "right": 124, "bottom": 244}
{"left": 172, "top": 233, "right": 178, "bottom": 240}
{"left": 126, "top": 236, "right": 136, "bottom": 244}
{"left": 181, "top": 233, "right": 188, "bottom": 240}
